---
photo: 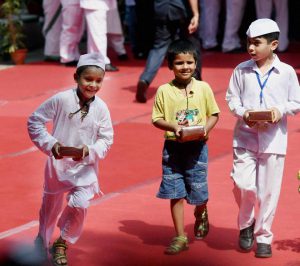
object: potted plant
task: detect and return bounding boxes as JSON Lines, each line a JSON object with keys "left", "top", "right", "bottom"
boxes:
{"left": 0, "top": 0, "right": 27, "bottom": 64}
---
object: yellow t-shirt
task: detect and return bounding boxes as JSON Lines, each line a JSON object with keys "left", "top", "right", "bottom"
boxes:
{"left": 152, "top": 78, "right": 220, "bottom": 140}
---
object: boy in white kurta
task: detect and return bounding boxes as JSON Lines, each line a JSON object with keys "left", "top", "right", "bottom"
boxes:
{"left": 226, "top": 19, "right": 300, "bottom": 258}
{"left": 28, "top": 52, "right": 113, "bottom": 266}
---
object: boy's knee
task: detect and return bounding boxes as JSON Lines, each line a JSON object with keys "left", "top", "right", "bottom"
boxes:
{"left": 67, "top": 194, "right": 90, "bottom": 209}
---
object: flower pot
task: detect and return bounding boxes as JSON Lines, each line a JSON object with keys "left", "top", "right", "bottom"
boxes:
{"left": 10, "top": 49, "right": 28, "bottom": 65}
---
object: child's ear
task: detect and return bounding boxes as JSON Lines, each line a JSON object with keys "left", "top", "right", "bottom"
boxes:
{"left": 73, "top": 73, "right": 78, "bottom": 82}
{"left": 271, "top": 40, "right": 279, "bottom": 51}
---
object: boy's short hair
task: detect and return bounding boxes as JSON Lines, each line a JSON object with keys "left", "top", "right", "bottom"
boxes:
{"left": 258, "top": 32, "right": 280, "bottom": 43}
{"left": 167, "top": 39, "right": 197, "bottom": 69}
{"left": 246, "top": 18, "right": 280, "bottom": 39}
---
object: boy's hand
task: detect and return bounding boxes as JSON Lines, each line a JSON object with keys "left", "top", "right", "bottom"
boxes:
{"left": 72, "top": 145, "right": 89, "bottom": 161}
{"left": 243, "top": 110, "right": 257, "bottom": 128}
{"left": 175, "top": 120, "right": 189, "bottom": 138}
{"left": 270, "top": 107, "right": 282, "bottom": 123}
{"left": 52, "top": 142, "right": 63, "bottom": 159}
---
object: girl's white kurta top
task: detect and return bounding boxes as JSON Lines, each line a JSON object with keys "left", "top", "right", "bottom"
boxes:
{"left": 28, "top": 89, "right": 113, "bottom": 193}
{"left": 226, "top": 55, "right": 300, "bottom": 155}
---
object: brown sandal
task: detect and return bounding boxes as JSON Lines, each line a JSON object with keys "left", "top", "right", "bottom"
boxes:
{"left": 51, "top": 238, "right": 68, "bottom": 266}
{"left": 194, "top": 206, "right": 209, "bottom": 239}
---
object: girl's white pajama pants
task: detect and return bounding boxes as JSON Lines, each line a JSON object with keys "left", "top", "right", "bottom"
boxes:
{"left": 231, "top": 148, "right": 285, "bottom": 244}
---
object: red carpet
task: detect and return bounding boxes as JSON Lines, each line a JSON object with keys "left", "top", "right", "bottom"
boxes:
{"left": 0, "top": 46, "right": 300, "bottom": 265}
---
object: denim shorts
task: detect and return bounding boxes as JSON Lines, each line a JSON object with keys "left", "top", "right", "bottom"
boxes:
{"left": 157, "top": 140, "right": 208, "bottom": 205}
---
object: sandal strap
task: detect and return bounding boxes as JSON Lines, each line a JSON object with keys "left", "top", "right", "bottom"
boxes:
{"left": 53, "top": 240, "right": 68, "bottom": 250}
{"left": 165, "top": 236, "right": 188, "bottom": 254}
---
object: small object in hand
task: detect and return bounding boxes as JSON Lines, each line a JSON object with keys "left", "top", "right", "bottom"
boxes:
{"left": 59, "top": 146, "right": 83, "bottom": 158}
{"left": 248, "top": 110, "right": 275, "bottom": 122}
{"left": 179, "top": 125, "right": 206, "bottom": 142}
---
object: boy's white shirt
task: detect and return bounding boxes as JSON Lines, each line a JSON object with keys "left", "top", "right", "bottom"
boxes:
{"left": 226, "top": 54, "right": 300, "bottom": 155}
{"left": 28, "top": 89, "right": 113, "bottom": 192}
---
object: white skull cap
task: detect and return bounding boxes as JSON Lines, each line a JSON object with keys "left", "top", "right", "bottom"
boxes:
{"left": 77, "top": 52, "right": 105, "bottom": 71}
{"left": 246, "top": 18, "right": 280, "bottom": 38}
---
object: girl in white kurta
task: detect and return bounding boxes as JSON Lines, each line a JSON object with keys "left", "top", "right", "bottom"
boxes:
{"left": 28, "top": 53, "right": 113, "bottom": 266}
{"left": 226, "top": 19, "right": 300, "bottom": 258}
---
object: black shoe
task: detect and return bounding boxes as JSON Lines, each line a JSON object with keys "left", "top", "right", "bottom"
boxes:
{"left": 255, "top": 243, "right": 272, "bottom": 258}
{"left": 194, "top": 206, "right": 209, "bottom": 239}
{"left": 135, "top": 80, "right": 149, "bottom": 103}
{"left": 64, "top": 60, "right": 78, "bottom": 67}
{"left": 118, "top": 54, "right": 129, "bottom": 61}
{"left": 239, "top": 220, "right": 255, "bottom": 251}
{"left": 105, "top": 63, "right": 119, "bottom": 72}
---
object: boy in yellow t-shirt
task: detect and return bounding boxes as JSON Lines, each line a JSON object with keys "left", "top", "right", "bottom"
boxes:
{"left": 152, "top": 39, "right": 220, "bottom": 255}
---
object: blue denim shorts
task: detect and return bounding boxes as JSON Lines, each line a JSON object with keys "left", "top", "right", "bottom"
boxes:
{"left": 157, "top": 140, "right": 208, "bottom": 205}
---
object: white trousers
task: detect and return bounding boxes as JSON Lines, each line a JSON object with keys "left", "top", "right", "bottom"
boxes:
{"left": 202, "top": 0, "right": 247, "bottom": 52}
{"left": 43, "top": 0, "right": 62, "bottom": 57}
{"left": 231, "top": 148, "right": 285, "bottom": 244}
{"left": 255, "top": 0, "right": 289, "bottom": 52}
{"left": 107, "top": 7, "right": 126, "bottom": 56}
{"left": 60, "top": 2, "right": 110, "bottom": 64}
{"left": 38, "top": 185, "right": 96, "bottom": 248}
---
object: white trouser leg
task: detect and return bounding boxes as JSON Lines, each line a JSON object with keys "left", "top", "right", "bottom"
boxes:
{"left": 231, "top": 148, "right": 257, "bottom": 230}
{"left": 60, "top": 2, "right": 84, "bottom": 63}
{"left": 43, "top": 0, "right": 62, "bottom": 57}
{"left": 222, "top": 0, "right": 247, "bottom": 52}
{"left": 57, "top": 186, "right": 95, "bottom": 244}
{"left": 232, "top": 148, "right": 285, "bottom": 244}
{"left": 84, "top": 8, "right": 110, "bottom": 64}
{"left": 273, "top": 0, "right": 289, "bottom": 51}
{"left": 255, "top": 0, "right": 289, "bottom": 51}
{"left": 38, "top": 192, "right": 64, "bottom": 248}
{"left": 202, "top": 0, "right": 221, "bottom": 49}
{"left": 107, "top": 34, "right": 126, "bottom": 55}
{"left": 255, "top": 153, "right": 285, "bottom": 244}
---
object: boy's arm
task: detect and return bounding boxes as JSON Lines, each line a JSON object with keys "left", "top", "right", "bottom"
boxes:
{"left": 27, "top": 97, "right": 59, "bottom": 156}
{"left": 85, "top": 105, "right": 113, "bottom": 163}
{"left": 205, "top": 113, "right": 219, "bottom": 135}
{"left": 226, "top": 70, "right": 247, "bottom": 119}
{"left": 153, "top": 119, "right": 188, "bottom": 138}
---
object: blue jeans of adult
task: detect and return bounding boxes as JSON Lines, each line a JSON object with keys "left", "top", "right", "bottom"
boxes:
{"left": 139, "top": 19, "right": 202, "bottom": 85}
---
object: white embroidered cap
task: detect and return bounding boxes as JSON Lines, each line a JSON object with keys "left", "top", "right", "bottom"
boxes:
{"left": 77, "top": 52, "right": 105, "bottom": 71}
{"left": 246, "top": 18, "right": 280, "bottom": 38}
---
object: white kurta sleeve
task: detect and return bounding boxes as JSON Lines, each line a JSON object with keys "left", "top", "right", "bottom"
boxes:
{"left": 284, "top": 68, "right": 300, "bottom": 115}
{"left": 87, "top": 104, "right": 113, "bottom": 163}
{"left": 27, "top": 96, "right": 59, "bottom": 156}
{"left": 226, "top": 68, "right": 247, "bottom": 119}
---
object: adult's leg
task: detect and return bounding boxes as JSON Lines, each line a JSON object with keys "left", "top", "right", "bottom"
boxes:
{"left": 273, "top": 0, "right": 289, "bottom": 52}
{"left": 60, "top": 0, "right": 84, "bottom": 63}
{"left": 255, "top": 153, "right": 285, "bottom": 244}
{"left": 202, "top": 0, "right": 221, "bottom": 49}
{"left": 42, "top": 0, "right": 62, "bottom": 58}
{"left": 107, "top": 7, "right": 127, "bottom": 56}
{"left": 222, "top": 0, "right": 247, "bottom": 52}
{"left": 139, "top": 22, "right": 174, "bottom": 84}
{"left": 84, "top": 8, "right": 110, "bottom": 64}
